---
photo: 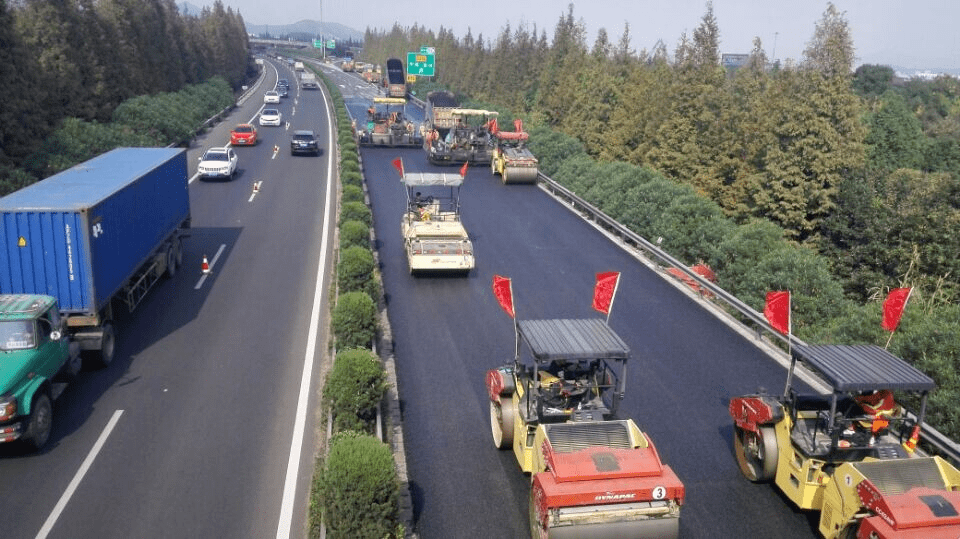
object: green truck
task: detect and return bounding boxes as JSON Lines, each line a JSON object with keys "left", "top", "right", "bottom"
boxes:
{"left": 0, "top": 294, "right": 82, "bottom": 450}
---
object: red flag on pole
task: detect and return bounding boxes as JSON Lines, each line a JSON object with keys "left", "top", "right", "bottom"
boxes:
{"left": 459, "top": 161, "right": 468, "bottom": 178}
{"left": 514, "top": 118, "right": 523, "bottom": 132}
{"left": 592, "top": 271, "right": 621, "bottom": 316}
{"left": 764, "top": 291, "right": 790, "bottom": 335}
{"left": 489, "top": 118, "right": 498, "bottom": 134}
{"left": 391, "top": 157, "right": 404, "bottom": 179}
{"left": 492, "top": 275, "right": 515, "bottom": 319}
{"left": 882, "top": 287, "right": 912, "bottom": 332}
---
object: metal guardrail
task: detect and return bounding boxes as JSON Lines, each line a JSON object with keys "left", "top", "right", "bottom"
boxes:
{"left": 405, "top": 89, "right": 960, "bottom": 465}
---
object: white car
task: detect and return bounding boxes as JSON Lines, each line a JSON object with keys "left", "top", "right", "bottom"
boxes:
{"left": 197, "top": 147, "right": 238, "bottom": 180}
{"left": 259, "top": 108, "right": 282, "bottom": 126}
{"left": 263, "top": 90, "right": 280, "bottom": 104}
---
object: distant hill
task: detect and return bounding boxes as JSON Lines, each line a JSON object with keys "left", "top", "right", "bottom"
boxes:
{"left": 245, "top": 20, "right": 362, "bottom": 42}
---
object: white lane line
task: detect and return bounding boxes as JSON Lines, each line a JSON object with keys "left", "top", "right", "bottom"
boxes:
{"left": 36, "top": 410, "right": 124, "bottom": 539}
{"left": 275, "top": 75, "right": 336, "bottom": 539}
{"left": 194, "top": 243, "right": 226, "bottom": 290}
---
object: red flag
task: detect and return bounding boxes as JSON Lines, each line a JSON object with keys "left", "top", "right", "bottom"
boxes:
{"left": 764, "top": 291, "right": 790, "bottom": 335}
{"left": 592, "top": 271, "right": 621, "bottom": 316}
{"left": 459, "top": 161, "right": 468, "bottom": 178}
{"left": 391, "top": 157, "right": 404, "bottom": 179}
{"left": 489, "top": 118, "right": 498, "bottom": 134}
{"left": 882, "top": 288, "right": 912, "bottom": 332}
{"left": 514, "top": 118, "right": 523, "bottom": 133}
{"left": 492, "top": 275, "right": 515, "bottom": 319}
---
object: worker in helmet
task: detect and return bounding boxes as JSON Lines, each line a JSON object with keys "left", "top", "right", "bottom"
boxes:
{"left": 841, "top": 389, "right": 897, "bottom": 446}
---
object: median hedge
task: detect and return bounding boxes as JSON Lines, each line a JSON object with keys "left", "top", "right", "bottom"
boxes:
{"left": 323, "top": 348, "right": 388, "bottom": 434}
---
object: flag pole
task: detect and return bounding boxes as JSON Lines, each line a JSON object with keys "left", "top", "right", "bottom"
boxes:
{"left": 782, "top": 291, "right": 794, "bottom": 398}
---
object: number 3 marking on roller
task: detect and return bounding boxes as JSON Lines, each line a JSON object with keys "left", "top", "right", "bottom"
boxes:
{"left": 652, "top": 486, "right": 666, "bottom": 500}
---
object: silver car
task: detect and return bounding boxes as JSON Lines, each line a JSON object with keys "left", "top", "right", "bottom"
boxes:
{"left": 264, "top": 90, "right": 280, "bottom": 104}
{"left": 198, "top": 147, "right": 238, "bottom": 180}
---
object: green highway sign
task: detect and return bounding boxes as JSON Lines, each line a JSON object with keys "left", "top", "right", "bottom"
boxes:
{"left": 327, "top": 40, "right": 335, "bottom": 49}
{"left": 313, "top": 39, "right": 323, "bottom": 48}
{"left": 407, "top": 50, "right": 435, "bottom": 77}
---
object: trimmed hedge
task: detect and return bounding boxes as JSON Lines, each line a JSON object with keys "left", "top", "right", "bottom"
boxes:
{"left": 337, "top": 246, "right": 379, "bottom": 301}
{"left": 315, "top": 432, "right": 398, "bottom": 539}
{"left": 340, "top": 201, "right": 372, "bottom": 227}
{"left": 339, "top": 219, "right": 370, "bottom": 249}
{"left": 323, "top": 348, "right": 388, "bottom": 433}
{"left": 331, "top": 291, "right": 378, "bottom": 349}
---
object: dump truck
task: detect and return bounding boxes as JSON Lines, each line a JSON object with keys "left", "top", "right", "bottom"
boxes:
{"left": 385, "top": 57, "right": 406, "bottom": 98}
{"left": 0, "top": 148, "right": 190, "bottom": 450}
{"left": 490, "top": 118, "right": 539, "bottom": 184}
{"left": 341, "top": 58, "right": 355, "bottom": 72}
{"left": 729, "top": 343, "right": 960, "bottom": 538}
{"left": 399, "top": 169, "right": 473, "bottom": 275}
{"left": 355, "top": 97, "right": 423, "bottom": 147}
{"left": 0, "top": 147, "right": 190, "bottom": 368}
{"left": 486, "top": 279, "right": 685, "bottom": 538}
{"left": 300, "top": 71, "right": 318, "bottom": 89}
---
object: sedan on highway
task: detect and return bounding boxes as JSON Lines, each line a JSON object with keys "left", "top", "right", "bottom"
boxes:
{"left": 277, "top": 86, "right": 289, "bottom": 98}
{"left": 259, "top": 108, "right": 282, "bottom": 127}
{"left": 197, "top": 147, "right": 238, "bottom": 180}
{"left": 290, "top": 130, "right": 319, "bottom": 155}
{"left": 229, "top": 123, "right": 258, "bottom": 146}
{"left": 264, "top": 90, "right": 280, "bottom": 104}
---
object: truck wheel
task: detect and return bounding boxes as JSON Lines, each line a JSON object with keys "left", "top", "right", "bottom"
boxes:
{"left": 173, "top": 237, "right": 183, "bottom": 269}
{"left": 734, "top": 425, "right": 778, "bottom": 482}
{"left": 490, "top": 400, "right": 515, "bottom": 449}
{"left": 165, "top": 245, "right": 177, "bottom": 278}
{"left": 94, "top": 322, "right": 116, "bottom": 369}
{"left": 22, "top": 392, "right": 53, "bottom": 451}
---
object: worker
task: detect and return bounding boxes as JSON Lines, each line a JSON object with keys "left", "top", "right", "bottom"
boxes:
{"left": 842, "top": 389, "right": 897, "bottom": 446}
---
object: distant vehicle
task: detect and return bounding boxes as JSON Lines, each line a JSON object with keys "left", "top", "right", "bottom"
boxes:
{"left": 290, "top": 130, "right": 320, "bottom": 155}
{"left": 276, "top": 86, "right": 289, "bottom": 98}
{"left": 385, "top": 58, "right": 406, "bottom": 98}
{"left": 355, "top": 97, "right": 422, "bottom": 147}
{"left": 263, "top": 90, "right": 280, "bottom": 104}
{"left": 197, "top": 147, "right": 238, "bottom": 180}
{"left": 278, "top": 78, "right": 290, "bottom": 88}
{"left": 259, "top": 108, "right": 282, "bottom": 127}
{"left": 229, "top": 123, "right": 258, "bottom": 146}
{"left": 300, "top": 72, "right": 318, "bottom": 89}
{"left": 294, "top": 61, "right": 304, "bottom": 71}
{"left": 399, "top": 169, "right": 474, "bottom": 274}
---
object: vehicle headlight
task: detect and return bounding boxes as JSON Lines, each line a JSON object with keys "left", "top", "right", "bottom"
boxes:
{"left": 0, "top": 395, "right": 17, "bottom": 421}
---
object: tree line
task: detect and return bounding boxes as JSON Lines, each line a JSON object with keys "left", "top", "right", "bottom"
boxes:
{"left": 0, "top": 0, "right": 252, "bottom": 185}
{"left": 361, "top": 3, "right": 960, "bottom": 437}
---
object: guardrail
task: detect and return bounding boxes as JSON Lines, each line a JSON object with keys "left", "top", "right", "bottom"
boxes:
{"left": 403, "top": 88, "right": 960, "bottom": 465}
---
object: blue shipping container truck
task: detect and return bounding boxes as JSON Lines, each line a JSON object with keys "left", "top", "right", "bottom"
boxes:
{"left": 0, "top": 147, "right": 191, "bottom": 365}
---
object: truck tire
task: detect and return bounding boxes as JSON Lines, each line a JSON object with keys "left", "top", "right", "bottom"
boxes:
{"left": 165, "top": 245, "right": 177, "bottom": 278}
{"left": 22, "top": 391, "right": 53, "bottom": 451}
{"left": 94, "top": 322, "right": 116, "bottom": 369}
{"left": 173, "top": 236, "right": 183, "bottom": 269}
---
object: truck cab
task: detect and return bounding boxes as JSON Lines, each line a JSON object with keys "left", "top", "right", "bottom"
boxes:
{"left": 0, "top": 294, "right": 81, "bottom": 450}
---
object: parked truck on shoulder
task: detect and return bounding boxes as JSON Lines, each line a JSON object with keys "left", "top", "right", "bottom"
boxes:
{"left": 0, "top": 147, "right": 191, "bottom": 449}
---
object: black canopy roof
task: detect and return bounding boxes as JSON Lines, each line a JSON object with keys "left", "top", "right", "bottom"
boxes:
{"left": 518, "top": 319, "right": 630, "bottom": 363}
{"left": 793, "top": 344, "right": 935, "bottom": 393}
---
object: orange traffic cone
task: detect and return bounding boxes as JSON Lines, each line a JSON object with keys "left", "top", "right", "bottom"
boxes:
{"left": 903, "top": 425, "right": 920, "bottom": 453}
{"left": 201, "top": 255, "right": 210, "bottom": 274}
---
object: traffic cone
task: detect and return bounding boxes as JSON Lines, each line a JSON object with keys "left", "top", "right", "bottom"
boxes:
{"left": 903, "top": 425, "right": 921, "bottom": 453}
{"left": 201, "top": 255, "right": 210, "bottom": 274}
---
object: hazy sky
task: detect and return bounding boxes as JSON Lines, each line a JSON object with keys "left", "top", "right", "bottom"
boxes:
{"left": 220, "top": 0, "right": 959, "bottom": 70}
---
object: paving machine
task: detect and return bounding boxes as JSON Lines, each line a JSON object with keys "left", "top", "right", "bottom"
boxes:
{"left": 355, "top": 97, "right": 423, "bottom": 147}
{"left": 730, "top": 343, "right": 960, "bottom": 538}
{"left": 490, "top": 118, "right": 539, "bottom": 184}
{"left": 398, "top": 164, "right": 474, "bottom": 275}
{"left": 486, "top": 276, "right": 684, "bottom": 538}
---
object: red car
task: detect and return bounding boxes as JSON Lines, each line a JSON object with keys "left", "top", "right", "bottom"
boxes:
{"left": 230, "top": 124, "right": 258, "bottom": 146}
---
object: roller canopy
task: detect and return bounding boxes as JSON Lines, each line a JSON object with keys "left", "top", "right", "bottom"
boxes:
{"left": 401, "top": 172, "right": 463, "bottom": 187}
{"left": 518, "top": 319, "right": 630, "bottom": 362}
{"left": 793, "top": 344, "right": 935, "bottom": 392}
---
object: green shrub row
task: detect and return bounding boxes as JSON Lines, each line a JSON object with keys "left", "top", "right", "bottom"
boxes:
{"left": 311, "top": 66, "right": 399, "bottom": 539}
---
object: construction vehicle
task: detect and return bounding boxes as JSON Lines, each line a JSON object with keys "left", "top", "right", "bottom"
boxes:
{"left": 341, "top": 58, "right": 355, "bottom": 72}
{"left": 354, "top": 97, "right": 423, "bottom": 147}
{"left": 486, "top": 278, "right": 685, "bottom": 538}
{"left": 422, "top": 91, "right": 498, "bottom": 166}
{"left": 361, "top": 64, "right": 382, "bottom": 84}
{"left": 729, "top": 343, "right": 960, "bottom": 538}
{"left": 384, "top": 57, "right": 406, "bottom": 98}
{"left": 490, "top": 118, "right": 539, "bottom": 184}
{"left": 399, "top": 167, "right": 473, "bottom": 275}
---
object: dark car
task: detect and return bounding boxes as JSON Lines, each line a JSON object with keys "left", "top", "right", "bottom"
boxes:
{"left": 277, "top": 85, "right": 289, "bottom": 98}
{"left": 278, "top": 78, "right": 290, "bottom": 88}
{"left": 290, "top": 130, "right": 319, "bottom": 155}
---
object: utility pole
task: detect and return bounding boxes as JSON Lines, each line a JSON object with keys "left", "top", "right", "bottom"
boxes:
{"left": 320, "top": 0, "right": 325, "bottom": 61}
{"left": 772, "top": 31, "right": 778, "bottom": 63}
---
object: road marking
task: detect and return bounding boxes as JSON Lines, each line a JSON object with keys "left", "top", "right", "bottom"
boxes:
{"left": 249, "top": 180, "right": 263, "bottom": 202}
{"left": 194, "top": 243, "right": 226, "bottom": 289}
{"left": 275, "top": 74, "right": 335, "bottom": 539}
{"left": 35, "top": 410, "right": 124, "bottom": 539}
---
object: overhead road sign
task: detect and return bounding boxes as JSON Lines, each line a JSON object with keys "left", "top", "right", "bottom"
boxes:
{"left": 407, "top": 51, "right": 435, "bottom": 77}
